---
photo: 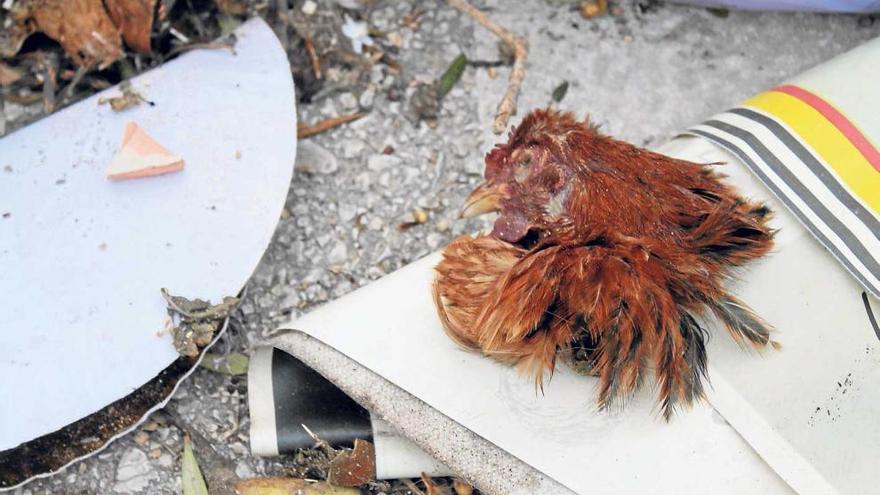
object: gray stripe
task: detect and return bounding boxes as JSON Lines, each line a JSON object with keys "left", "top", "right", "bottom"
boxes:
{"left": 690, "top": 127, "right": 880, "bottom": 297}
{"left": 703, "top": 119, "right": 880, "bottom": 281}
{"left": 729, "top": 107, "right": 880, "bottom": 241}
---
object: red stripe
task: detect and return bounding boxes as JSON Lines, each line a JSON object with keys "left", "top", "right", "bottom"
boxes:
{"left": 773, "top": 84, "right": 880, "bottom": 174}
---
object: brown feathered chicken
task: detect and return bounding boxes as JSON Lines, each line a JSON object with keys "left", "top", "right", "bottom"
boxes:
{"left": 433, "top": 109, "right": 774, "bottom": 418}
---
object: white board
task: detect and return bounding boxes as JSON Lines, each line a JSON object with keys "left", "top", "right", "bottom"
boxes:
{"left": 0, "top": 18, "right": 295, "bottom": 451}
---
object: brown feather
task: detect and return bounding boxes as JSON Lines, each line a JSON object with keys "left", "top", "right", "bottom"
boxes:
{"left": 434, "top": 109, "right": 775, "bottom": 418}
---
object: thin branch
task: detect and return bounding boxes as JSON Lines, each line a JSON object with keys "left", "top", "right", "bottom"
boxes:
{"left": 303, "top": 35, "right": 322, "bottom": 79}
{"left": 447, "top": 0, "right": 528, "bottom": 134}
{"left": 297, "top": 112, "right": 366, "bottom": 139}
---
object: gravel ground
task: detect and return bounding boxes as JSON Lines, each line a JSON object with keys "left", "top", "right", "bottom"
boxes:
{"left": 7, "top": 0, "right": 880, "bottom": 493}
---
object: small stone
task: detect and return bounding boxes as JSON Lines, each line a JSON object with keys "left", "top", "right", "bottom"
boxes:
{"left": 338, "top": 92, "right": 358, "bottom": 112}
{"left": 426, "top": 232, "right": 445, "bottom": 250}
{"left": 368, "top": 217, "right": 384, "bottom": 230}
{"left": 367, "top": 154, "right": 400, "bottom": 172}
{"left": 386, "top": 31, "right": 404, "bottom": 48}
{"left": 295, "top": 141, "right": 339, "bottom": 175}
{"left": 113, "top": 448, "right": 157, "bottom": 493}
{"left": 133, "top": 430, "right": 149, "bottom": 446}
{"left": 328, "top": 241, "right": 348, "bottom": 264}
{"left": 235, "top": 461, "right": 255, "bottom": 479}
{"left": 359, "top": 88, "right": 375, "bottom": 109}
{"left": 301, "top": 0, "right": 317, "bottom": 15}
{"left": 413, "top": 207, "right": 428, "bottom": 224}
{"left": 156, "top": 453, "right": 174, "bottom": 469}
{"left": 435, "top": 219, "right": 450, "bottom": 232}
{"left": 340, "top": 139, "right": 366, "bottom": 159}
{"left": 338, "top": 202, "right": 358, "bottom": 222}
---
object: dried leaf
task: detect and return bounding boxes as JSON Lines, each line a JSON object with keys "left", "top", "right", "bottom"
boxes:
{"left": 234, "top": 478, "right": 359, "bottom": 495}
{"left": 182, "top": 436, "right": 209, "bottom": 495}
{"left": 27, "top": 0, "right": 124, "bottom": 68}
{"left": 551, "top": 80, "right": 569, "bottom": 103}
{"left": 437, "top": 53, "right": 467, "bottom": 99}
{"left": 98, "top": 82, "right": 152, "bottom": 111}
{"left": 105, "top": 0, "right": 158, "bottom": 54}
{"left": 326, "top": 439, "right": 375, "bottom": 487}
{"left": 200, "top": 352, "right": 249, "bottom": 375}
{"left": 0, "top": 62, "right": 23, "bottom": 87}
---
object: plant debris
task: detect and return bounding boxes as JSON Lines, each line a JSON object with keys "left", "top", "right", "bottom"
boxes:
{"left": 98, "top": 81, "right": 154, "bottom": 111}
{"left": 182, "top": 435, "right": 209, "bottom": 495}
{"left": 200, "top": 352, "right": 249, "bottom": 375}
{"left": 447, "top": 0, "right": 528, "bottom": 134}
{"left": 326, "top": 438, "right": 375, "bottom": 487}
{"left": 551, "top": 80, "right": 569, "bottom": 103}
{"left": 162, "top": 288, "right": 240, "bottom": 358}
{"left": 437, "top": 53, "right": 467, "bottom": 99}
{"left": 10, "top": 0, "right": 125, "bottom": 68}
{"left": 297, "top": 112, "right": 366, "bottom": 139}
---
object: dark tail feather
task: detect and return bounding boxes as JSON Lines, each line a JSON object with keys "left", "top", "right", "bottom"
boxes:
{"left": 709, "top": 294, "right": 771, "bottom": 348}
{"left": 679, "top": 312, "right": 709, "bottom": 404}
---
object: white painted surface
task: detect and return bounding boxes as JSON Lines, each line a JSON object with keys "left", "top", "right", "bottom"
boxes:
{"left": 0, "top": 18, "right": 295, "bottom": 450}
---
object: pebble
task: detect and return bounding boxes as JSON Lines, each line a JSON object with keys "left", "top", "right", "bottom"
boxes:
{"left": 301, "top": 0, "right": 317, "bottom": 15}
{"left": 367, "top": 154, "right": 401, "bottom": 172}
{"left": 359, "top": 88, "right": 375, "bottom": 109}
{"left": 338, "top": 92, "right": 358, "bottom": 112}
{"left": 113, "top": 448, "right": 157, "bottom": 493}
{"left": 426, "top": 233, "right": 445, "bottom": 250}
{"left": 327, "top": 241, "right": 349, "bottom": 264}
{"left": 340, "top": 139, "right": 365, "bottom": 159}
{"left": 295, "top": 141, "right": 339, "bottom": 175}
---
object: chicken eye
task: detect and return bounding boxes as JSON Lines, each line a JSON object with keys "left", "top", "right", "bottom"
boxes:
{"left": 513, "top": 157, "right": 530, "bottom": 182}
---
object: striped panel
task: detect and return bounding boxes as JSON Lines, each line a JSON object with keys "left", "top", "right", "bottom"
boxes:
{"left": 687, "top": 85, "right": 880, "bottom": 297}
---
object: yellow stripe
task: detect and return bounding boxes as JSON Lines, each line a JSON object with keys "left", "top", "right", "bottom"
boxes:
{"left": 743, "top": 91, "right": 880, "bottom": 214}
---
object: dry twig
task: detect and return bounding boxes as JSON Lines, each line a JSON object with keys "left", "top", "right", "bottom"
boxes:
{"left": 447, "top": 0, "right": 528, "bottom": 134}
{"left": 297, "top": 112, "right": 366, "bottom": 138}
{"left": 303, "top": 35, "right": 322, "bottom": 79}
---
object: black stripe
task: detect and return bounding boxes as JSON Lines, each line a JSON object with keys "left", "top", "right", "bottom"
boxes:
{"left": 702, "top": 120, "right": 880, "bottom": 284}
{"left": 690, "top": 128, "right": 880, "bottom": 297}
{"left": 730, "top": 107, "right": 880, "bottom": 241}
{"left": 863, "top": 292, "right": 880, "bottom": 342}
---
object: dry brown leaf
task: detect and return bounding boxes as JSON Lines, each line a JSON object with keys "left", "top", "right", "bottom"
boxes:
{"left": 0, "top": 62, "right": 23, "bottom": 86}
{"left": 326, "top": 439, "right": 375, "bottom": 487}
{"left": 27, "top": 0, "right": 124, "bottom": 68}
{"left": 105, "top": 0, "right": 157, "bottom": 54}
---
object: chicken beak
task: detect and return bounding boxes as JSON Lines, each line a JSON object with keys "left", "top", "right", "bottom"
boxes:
{"left": 459, "top": 182, "right": 504, "bottom": 219}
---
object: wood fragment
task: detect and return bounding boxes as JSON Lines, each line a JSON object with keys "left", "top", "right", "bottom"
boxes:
{"left": 304, "top": 35, "right": 322, "bottom": 80}
{"left": 447, "top": 0, "right": 528, "bottom": 134}
{"left": 297, "top": 112, "right": 366, "bottom": 139}
{"left": 399, "top": 7, "right": 425, "bottom": 29}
